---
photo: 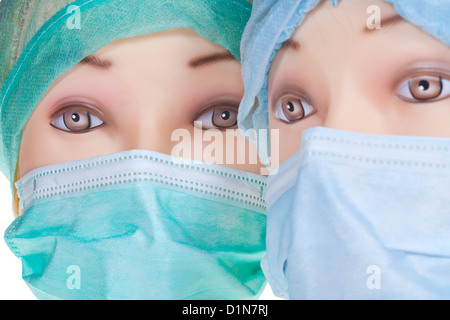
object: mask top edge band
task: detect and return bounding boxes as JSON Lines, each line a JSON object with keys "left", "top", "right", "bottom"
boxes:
{"left": 17, "top": 150, "right": 267, "bottom": 214}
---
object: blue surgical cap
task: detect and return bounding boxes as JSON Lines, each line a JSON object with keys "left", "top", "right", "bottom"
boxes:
{"left": 238, "top": 0, "right": 450, "bottom": 139}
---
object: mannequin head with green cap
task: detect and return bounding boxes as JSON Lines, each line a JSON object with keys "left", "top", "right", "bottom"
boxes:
{"left": 19, "top": 27, "right": 261, "bottom": 174}
{"left": 1, "top": 0, "right": 268, "bottom": 301}
{"left": 0, "top": 0, "right": 263, "bottom": 216}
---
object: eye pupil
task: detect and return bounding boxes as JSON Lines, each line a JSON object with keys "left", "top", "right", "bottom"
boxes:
{"left": 71, "top": 113, "right": 81, "bottom": 123}
{"left": 287, "top": 102, "right": 295, "bottom": 112}
{"left": 419, "top": 80, "right": 430, "bottom": 91}
{"left": 221, "top": 111, "right": 230, "bottom": 120}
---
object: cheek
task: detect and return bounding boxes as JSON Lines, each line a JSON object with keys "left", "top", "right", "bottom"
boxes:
{"left": 18, "top": 111, "right": 120, "bottom": 178}
{"left": 269, "top": 118, "right": 302, "bottom": 165}
{"left": 193, "top": 128, "right": 264, "bottom": 174}
{"left": 269, "top": 108, "right": 323, "bottom": 164}
{"left": 18, "top": 106, "right": 56, "bottom": 177}
{"left": 397, "top": 100, "right": 450, "bottom": 137}
{"left": 223, "top": 134, "right": 265, "bottom": 174}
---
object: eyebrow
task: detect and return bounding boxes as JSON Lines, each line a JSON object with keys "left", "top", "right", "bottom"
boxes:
{"left": 280, "top": 39, "right": 301, "bottom": 52}
{"left": 189, "top": 51, "right": 236, "bottom": 68}
{"left": 81, "top": 51, "right": 235, "bottom": 70}
{"left": 364, "top": 14, "right": 405, "bottom": 33}
{"left": 80, "top": 55, "right": 113, "bottom": 70}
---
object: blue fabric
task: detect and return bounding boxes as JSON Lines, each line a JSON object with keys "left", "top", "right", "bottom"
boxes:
{"left": 265, "top": 127, "right": 450, "bottom": 299}
{"left": 5, "top": 150, "right": 267, "bottom": 300}
{"left": 238, "top": 0, "right": 450, "bottom": 136}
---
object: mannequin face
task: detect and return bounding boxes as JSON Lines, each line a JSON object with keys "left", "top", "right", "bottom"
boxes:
{"left": 268, "top": 0, "right": 450, "bottom": 164}
{"left": 19, "top": 28, "right": 263, "bottom": 177}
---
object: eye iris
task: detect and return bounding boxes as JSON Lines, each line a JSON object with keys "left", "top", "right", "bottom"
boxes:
{"left": 408, "top": 76, "right": 443, "bottom": 100}
{"left": 211, "top": 107, "right": 238, "bottom": 128}
{"left": 63, "top": 110, "right": 90, "bottom": 131}
{"left": 281, "top": 99, "right": 305, "bottom": 121}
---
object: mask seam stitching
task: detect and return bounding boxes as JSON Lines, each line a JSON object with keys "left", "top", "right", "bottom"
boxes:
{"left": 29, "top": 174, "right": 265, "bottom": 204}
{"left": 18, "top": 154, "right": 267, "bottom": 188}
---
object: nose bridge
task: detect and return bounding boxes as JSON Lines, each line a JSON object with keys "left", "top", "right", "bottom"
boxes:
{"left": 124, "top": 94, "right": 177, "bottom": 155}
{"left": 322, "top": 75, "right": 386, "bottom": 134}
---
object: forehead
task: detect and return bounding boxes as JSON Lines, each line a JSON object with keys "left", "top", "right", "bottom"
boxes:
{"left": 293, "top": 0, "right": 397, "bottom": 42}
{"left": 35, "top": 28, "right": 243, "bottom": 118}
{"left": 95, "top": 28, "right": 231, "bottom": 67}
{"left": 278, "top": 0, "right": 449, "bottom": 61}
{"left": 268, "top": 0, "right": 450, "bottom": 98}
{"left": 67, "top": 28, "right": 241, "bottom": 94}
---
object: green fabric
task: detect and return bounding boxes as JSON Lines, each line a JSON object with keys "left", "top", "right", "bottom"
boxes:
{"left": 0, "top": 0, "right": 251, "bottom": 189}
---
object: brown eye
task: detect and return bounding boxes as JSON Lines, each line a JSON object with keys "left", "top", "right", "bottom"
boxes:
{"left": 194, "top": 105, "right": 239, "bottom": 130}
{"left": 64, "top": 111, "right": 91, "bottom": 131}
{"left": 409, "top": 76, "right": 442, "bottom": 100}
{"left": 212, "top": 107, "right": 238, "bottom": 128}
{"left": 282, "top": 100, "right": 304, "bottom": 121}
{"left": 51, "top": 106, "right": 104, "bottom": 133}
{"left": 274, "top": 96, "right": 315, "bottom": 123}
{"left": 397, "top": 74, "right": 450, "bottom": 103}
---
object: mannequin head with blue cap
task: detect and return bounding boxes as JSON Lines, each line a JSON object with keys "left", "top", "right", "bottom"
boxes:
{"left": 239, "top": 0, "right": 450, "bottom": 300}
{"left": 239, "top": 0, "right": 450, "bottom": 164}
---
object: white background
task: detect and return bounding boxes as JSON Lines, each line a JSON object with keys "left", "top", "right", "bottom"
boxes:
{"left": 0, "top": 173, "right": 279, "bottom": 300}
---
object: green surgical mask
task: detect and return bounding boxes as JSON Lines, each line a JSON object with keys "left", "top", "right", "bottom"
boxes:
{"left": 6, "top": 150, "right": 267, "bottom": 300}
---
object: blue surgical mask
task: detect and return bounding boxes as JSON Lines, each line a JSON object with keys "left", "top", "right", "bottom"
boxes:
{"left": 5, "top": 150, "right": 267, "bottom": 300}
{"left": 264, "top": 126, "right": 450, "bottom": 300}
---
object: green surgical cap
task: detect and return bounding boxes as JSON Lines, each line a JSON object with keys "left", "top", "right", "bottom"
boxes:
{"left": 0, "top": 0, "right": 251, "bottom": 187}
